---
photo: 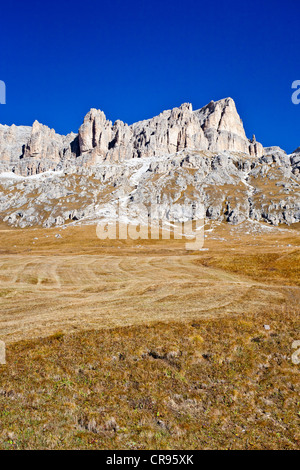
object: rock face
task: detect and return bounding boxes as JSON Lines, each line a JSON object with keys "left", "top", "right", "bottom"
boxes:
{"left": 0, "top": 98, "right": 263, "bottom": 176}
{"left": 77, "top": 98, "right": 264, "bottom": 165}
{"left": 1, "top": 147, "right": 300, "bottom": 229}
{"left": 20, "top": 121, "right": 78, "bottom": 175}
{"left": 0, "top": 122, "right": 78, "bottom": 176}
{"left": 0, "top": 97, "right": 299, "bottom": 229}
{"left": 0, "top": 124, "right": 31, "bottom": 174}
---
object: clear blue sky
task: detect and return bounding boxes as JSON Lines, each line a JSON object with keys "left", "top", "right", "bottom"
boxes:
{"left": 0, "top": 0, "right": 299, "bottom": 152}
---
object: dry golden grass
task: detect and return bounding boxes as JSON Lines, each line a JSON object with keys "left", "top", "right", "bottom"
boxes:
{"left": 0, "top": 308, "right": 299, "bottom": 450}
{"left": 0, "top": 222, "right": 299, "bottom": 343}
{"left": 0, "top": 221, "right": 299, "bottom": 449}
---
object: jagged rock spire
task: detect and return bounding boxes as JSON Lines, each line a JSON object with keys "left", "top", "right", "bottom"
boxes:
{"left": 0, "top": 98, "right": 266, "bottom": 175}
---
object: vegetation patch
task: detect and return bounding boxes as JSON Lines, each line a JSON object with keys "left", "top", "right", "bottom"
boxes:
{"left": 0, "top": 307, "right": 299, "bottom": 450}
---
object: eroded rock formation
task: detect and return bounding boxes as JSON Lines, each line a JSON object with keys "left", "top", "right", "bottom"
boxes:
{"left": 77, "top": 98, "right": 264, "bottom": 165}
{"left": 0, "top": 98, "right": 264, "bottom": 176}
{"left": 0, "top": 97, "right": 299, "bottom": 229}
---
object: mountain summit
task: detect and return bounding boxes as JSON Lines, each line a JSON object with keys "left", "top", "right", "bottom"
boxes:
{"left": 0, "top": 98, "right": 264, "bottom": 176}
{"left": 0, "top": 98, "right": 299, "bottom": 230}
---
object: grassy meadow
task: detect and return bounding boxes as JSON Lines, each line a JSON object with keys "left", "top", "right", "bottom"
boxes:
{"left": 0, "top": 222, "right": 299, "bottom": 449}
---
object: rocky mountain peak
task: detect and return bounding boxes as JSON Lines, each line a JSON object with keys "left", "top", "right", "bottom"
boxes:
{"left": 0, "top": 97, "right": 289, "bottom": 176}
{"left": 0, "top": 97, "right": 299, "bottom": 229}
{"left": 75, "top": 97, "right": 265, "bottom": 165}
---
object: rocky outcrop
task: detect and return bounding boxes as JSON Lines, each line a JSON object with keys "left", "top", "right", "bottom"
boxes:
{"left": 20, "top": 121, "right": 77, "bottom": 175}
{"left": 0, "top": 97, "right": 299, "bottom": 230}
{"left": 0, "top": 148, "right": 299, "bottom": 229}
{"left": 77, "top": 98, "right": 264, "bottom": 164}
{"left": 0, "top": 98, "right": 264, "bottom": 176}
{"left": 195, "top": 99, "right": 263, "bottom": 156}
{"left": 0, "top": 121, "right": 78, "bottom": 176}
{"left": 0, "top": 124, "right": 31, "bottom": 173}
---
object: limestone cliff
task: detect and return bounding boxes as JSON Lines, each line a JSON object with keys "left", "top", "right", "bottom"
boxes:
{"left": 77, "top": 98, "right": 264, "bottom": 165}
{"left": 1, "top": 98, "right": 299, "bottom": 230}
{"left": 0, "top": 98, "right": 264, "bottom": 176}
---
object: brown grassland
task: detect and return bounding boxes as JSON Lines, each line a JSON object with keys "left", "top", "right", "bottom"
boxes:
{"left": 0, "top": 221, "right": 299, "bottom": 449}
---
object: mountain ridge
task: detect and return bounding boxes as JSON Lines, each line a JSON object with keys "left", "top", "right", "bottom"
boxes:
{"left": 0, "top": 97, "right": 268, "bottom": 176}
{"left": 0, "top": 98, "right": 299, "bottom": 229}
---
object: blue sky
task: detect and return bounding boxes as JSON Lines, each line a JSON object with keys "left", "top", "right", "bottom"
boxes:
{"left": 0, "top": 0, "right": 299, "bottom": 152}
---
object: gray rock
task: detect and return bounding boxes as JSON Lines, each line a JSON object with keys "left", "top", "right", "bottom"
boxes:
{"left": 0, "top": 98, "right": 299, "bottom": 229}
